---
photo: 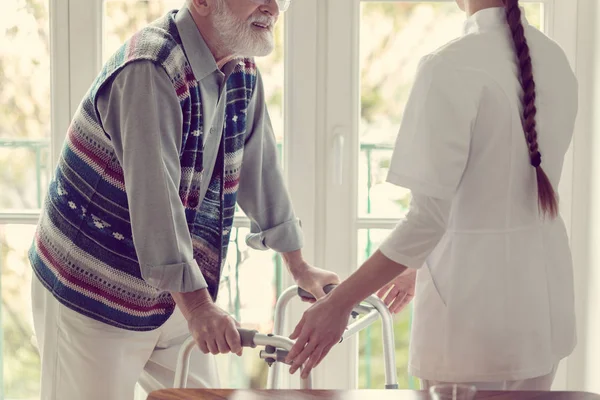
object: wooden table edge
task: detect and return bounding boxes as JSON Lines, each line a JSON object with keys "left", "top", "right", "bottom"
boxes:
{"left": 147, "top": 388, "right": 600, "bottom": 400}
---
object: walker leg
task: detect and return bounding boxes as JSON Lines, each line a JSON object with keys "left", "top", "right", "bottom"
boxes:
{"left": 267, "top": 286, "right": 297, "bottom": 389}
{"left": 300, "top": 372, "right": 313, "bottom": 390}
{"left": 363, "top": 295, "right": 399, "bottom": 389}
{"left": 173, "top": 337, "right": 196, "bottom": 389}
{"left": 381, "top": 310, "right": 399, "bottom": 389}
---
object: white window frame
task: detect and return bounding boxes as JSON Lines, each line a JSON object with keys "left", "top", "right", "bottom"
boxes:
{"left": 565, "top": 0, "right": 600, "bottom": 394}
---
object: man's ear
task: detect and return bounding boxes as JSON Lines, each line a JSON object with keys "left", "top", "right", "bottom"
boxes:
{"left": 189, "top": 0, "right": 211, "bottom": 17}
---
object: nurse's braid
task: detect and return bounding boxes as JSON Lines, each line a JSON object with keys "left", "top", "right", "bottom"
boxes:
{"left": 504, "top": 0, "right": 558, "bottom": 218}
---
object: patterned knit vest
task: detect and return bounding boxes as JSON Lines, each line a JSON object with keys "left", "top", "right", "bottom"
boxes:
{"left": 29, "top": 11, "right": 257, "bottom": 331}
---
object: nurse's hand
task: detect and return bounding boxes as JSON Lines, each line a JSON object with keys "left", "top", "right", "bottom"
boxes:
{"left": 376, "top": 268, "right": 417, "bottom": 314}
{"left": 285, "top": 295, "right": 352, "bottom": 378}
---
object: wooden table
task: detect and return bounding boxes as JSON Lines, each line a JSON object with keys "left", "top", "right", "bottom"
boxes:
{"left": 147, "top": 389, "right": 600, "bottom": 400}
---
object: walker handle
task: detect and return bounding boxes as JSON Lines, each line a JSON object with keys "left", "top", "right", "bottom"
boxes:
{"left": 238, "top": 329, "right": 258, "bottom": 348}
{"left": 297, "top": 284, "right": 337, "bottom": 301}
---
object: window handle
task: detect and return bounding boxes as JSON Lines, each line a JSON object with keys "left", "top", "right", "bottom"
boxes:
{"left": 332, "top": 127, "right": 345, "bottom": 186}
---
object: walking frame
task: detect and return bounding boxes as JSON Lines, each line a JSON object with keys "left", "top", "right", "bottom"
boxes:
{"left": 172, "top": 285, "right": 399, "bottom": 390}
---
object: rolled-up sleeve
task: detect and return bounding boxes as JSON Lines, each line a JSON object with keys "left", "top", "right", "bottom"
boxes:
{"left": 378, "top": 193, "right": 451, "bottom": 269}
{"left": 97, "top": 61, "right": 208, "bottom": 293}
{"left": 236, "top": 70, "right": 303, "bottom": 252}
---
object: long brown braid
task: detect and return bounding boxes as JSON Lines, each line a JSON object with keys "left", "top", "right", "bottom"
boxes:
{"left": 504, "top": 0, "right": 558, "bottom": 218}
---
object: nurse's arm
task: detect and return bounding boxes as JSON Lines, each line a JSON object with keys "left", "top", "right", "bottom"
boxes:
{"left": 286, "top": 194, "right": 450, "bottom": 377}
{"left": 326, "top": 250, "right": 408, "bottom": 312}
{"left": 328, "top": 193, "right": 450, "bottom": 310}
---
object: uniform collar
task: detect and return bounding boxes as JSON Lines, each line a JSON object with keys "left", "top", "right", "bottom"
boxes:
{"left": 175, "top": 5, "right": 219, "bottom": 80}
{"left": 463, "top": 6, "right": 529, "bottom": 35}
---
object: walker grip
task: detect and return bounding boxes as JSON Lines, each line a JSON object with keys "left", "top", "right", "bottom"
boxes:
{"left": 237, "top": 329, "right": 258, "bottom": 348}
{"left": 297, "top": 284, "right": 337, "bottom": 301}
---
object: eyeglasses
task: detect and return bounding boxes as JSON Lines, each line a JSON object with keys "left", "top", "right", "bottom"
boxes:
{"left": 249, "top": 0, "right": 292, "bottom": 12}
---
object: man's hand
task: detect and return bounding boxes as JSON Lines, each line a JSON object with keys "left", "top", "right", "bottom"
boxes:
{"left": 376, "top": 268, "right": 417, "bottom": 314}
{"left": 282, "top": 251, "right": 340, "bottom": 302}
{"left": 187, "top": 303, "right": 243, "bottom": 356}
{"left": 171, "top": 288, "right": 242, "bottom": 356}
{"left": 293, "top": 264, "right": 340, "bottom": 302}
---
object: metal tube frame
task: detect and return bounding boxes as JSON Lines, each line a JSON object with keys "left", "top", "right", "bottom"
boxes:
{"left": 173, "top": 285, "right": 398, "bottom": 390}
{"left": 267, "top": 286, "right": 298, "bottom": 389}
{"left": 173, "top": 336, "right": 196, "bottom": 389}
{"left": 173, "top": 332, "right": 312, "bottom": 390}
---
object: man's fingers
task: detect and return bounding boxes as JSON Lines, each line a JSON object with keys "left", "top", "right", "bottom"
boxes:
{"left": 225, "top": 325, "right": 243, "bottom": 356}
{"left": 216, "top": 333, "right": 231, "bottom": 354}
{"left": 197, "top": 340, "right": 210, "bottom": 354}
{"left": 206, "top": 339, "right": 219, "bottom": 355}
{"left": 311, "top": 286, "right": 327, "bottom": 300}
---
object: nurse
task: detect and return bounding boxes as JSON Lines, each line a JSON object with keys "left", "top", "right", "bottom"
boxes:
{"left": 285, "top": 0, "right": 578, "bottom": 391}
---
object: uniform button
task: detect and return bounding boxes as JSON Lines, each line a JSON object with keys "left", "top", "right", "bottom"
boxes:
{"left": 210, "top": 127, "right": 215, "bottom": 135}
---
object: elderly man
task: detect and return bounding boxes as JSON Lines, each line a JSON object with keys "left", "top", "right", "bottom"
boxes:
{"left": 29, "top": 0, "right": 339, "bottom": 399}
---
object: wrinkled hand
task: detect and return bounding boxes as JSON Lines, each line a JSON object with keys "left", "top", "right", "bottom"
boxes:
{"left": 285, "top": 295, "right": 352, "bottom": 378}
{"left": 292, "top": 263, "right": 340, "bottom": 303}
{"left": 187, "top": 302, "right": 243, "bottom": 356}
{"left": 376, "top": 268, "right": 417, "bottom": 314}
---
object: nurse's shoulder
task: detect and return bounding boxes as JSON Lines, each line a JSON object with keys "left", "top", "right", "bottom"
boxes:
{"left": 411, "top": 36, "right": 487, "bottom": 109}
{"left": 524, "top": 26, "right": 577, "bottom": 90}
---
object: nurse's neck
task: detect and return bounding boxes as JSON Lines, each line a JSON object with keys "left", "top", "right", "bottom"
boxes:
{"left": 462, "top": 0, "right": 505, "bottom": 17}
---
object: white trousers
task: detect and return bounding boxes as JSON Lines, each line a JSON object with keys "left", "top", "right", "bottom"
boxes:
{"left": 31, "top": 275, "right": 219, "bottom": 400}
{"left": 420, "top": 363, "right": 558, "bottom": 391}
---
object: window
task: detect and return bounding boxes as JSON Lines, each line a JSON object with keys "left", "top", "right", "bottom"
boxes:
{"left": 0, "top": 0, "right": 52, "bottom": 398}
{"left": 0, "top": 0, "right": 579, "bottom": 396}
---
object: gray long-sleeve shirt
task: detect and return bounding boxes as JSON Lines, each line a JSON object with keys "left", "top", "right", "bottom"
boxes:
{"left": 96, "top": 6, "right": 303, "bottom": 293}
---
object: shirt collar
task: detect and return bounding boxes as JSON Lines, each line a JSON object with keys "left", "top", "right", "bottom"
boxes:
{"left": 175, "top": 5, "right": 219, "bottom": 81}
{"left": 463, "top": 6, "right": 529, "bottom": 35}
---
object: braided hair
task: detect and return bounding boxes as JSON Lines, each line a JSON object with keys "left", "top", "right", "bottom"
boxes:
{"left": 504, "top": 0, "right": 557, "bottom": 218}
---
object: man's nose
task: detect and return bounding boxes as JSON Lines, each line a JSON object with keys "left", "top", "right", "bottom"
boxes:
{"left": 259, "top": 0, "right": 280, "bottom": 19}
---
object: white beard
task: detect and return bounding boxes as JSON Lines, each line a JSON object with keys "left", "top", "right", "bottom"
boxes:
{"left": 212, "top": 0, "right": 275, "bottom": 57}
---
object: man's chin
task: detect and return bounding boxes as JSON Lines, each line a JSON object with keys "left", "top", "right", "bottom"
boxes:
{"left": 240, "top": 42, "right": 275, "bottom": 58}
{"left": 252, "top": 47, "right": 275, "bottom": 57}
